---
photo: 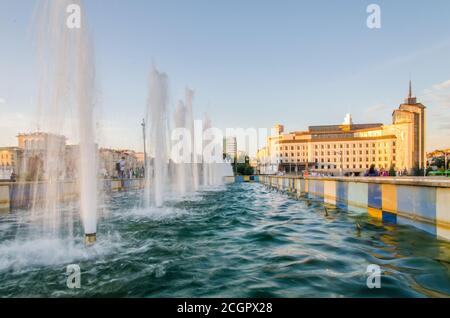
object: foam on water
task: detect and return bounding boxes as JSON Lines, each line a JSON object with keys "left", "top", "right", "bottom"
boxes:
{"left": 0, "top": 233, "right": 122, "bottom": 272}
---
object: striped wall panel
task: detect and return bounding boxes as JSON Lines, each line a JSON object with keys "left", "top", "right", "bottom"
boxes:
{"left": 308, "top": 179, "right": 324, "bottom": 201}
{"left": 347, "top": 182, "right": 368, "bottom": 214}
{"left": 368, "top": 183, "right": 382, "bottom": 220}
{"left": 335, "top": 181, "right": 348, "bottom": 210}
{"left": 324, "top": 180, "right": 336, "bottom": 205}
{"left": 397, "top": 185, "right": 437, "bottom": 235}
{"left": 436, "top": 188, "right": 450, "bottom": 240}
{"left": 295, "top": 179, "right": 302, "bottom": 194}
{"left": 258, "top": 176, "right": 450, "bottom": 241}
{"left": 0, "top": 185, "right": 9, "bottom": 211}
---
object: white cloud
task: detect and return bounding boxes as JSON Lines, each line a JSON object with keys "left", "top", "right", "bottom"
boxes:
{"left": 432, "top": 80, "right": 450, "bottom": 91}
{"left": 421, "top": 80, "right": 450, "bottom": 150}
{"left": 422, "top": 80, "right": 450, "bottom": 110}
{"left": 0, "top": 98, "right": 6, "bottom": 104}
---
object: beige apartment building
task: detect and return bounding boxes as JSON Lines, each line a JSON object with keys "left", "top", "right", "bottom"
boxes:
{"left": 257, "top": 83, "right": 426, "bottom": 176}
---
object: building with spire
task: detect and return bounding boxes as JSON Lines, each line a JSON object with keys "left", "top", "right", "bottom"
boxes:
{"left": 256, "top": 82, "right": 426, "bottom": 175}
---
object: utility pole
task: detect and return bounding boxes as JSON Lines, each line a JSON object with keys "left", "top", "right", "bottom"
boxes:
{"left": 141, "top": 118, "right": 147, "bottom": 178}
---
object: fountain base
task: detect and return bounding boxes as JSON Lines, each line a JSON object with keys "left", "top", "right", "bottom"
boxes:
{"left": 84, "top": 233, "right": 96, "bottom": 245}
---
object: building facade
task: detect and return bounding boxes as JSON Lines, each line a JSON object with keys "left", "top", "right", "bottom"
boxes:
{"left": 0, "top": 147, "right": 22, "bottom": 180}
{"left": 16, "top": 132, "right": 67, "bottom": 180}
{"left": 257, "top": 83, "right": 426, "bottom": 176}
{"left": 223, "top": 136, "right": 237, "bottom": 160}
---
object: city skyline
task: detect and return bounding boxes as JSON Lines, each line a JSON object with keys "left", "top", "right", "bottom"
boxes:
{"left": 1, "top": 0, "right": 450, "bottom": 152}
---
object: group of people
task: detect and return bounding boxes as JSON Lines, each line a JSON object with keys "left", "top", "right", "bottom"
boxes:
{"left": 364, "top": 164, "right": 397, "bottom": 177}
{"left": 114, "top": 157, "right": 145, "bottom": 179}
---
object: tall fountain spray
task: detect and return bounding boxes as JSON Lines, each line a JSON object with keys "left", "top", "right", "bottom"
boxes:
{"left": 202, "top": 115, "right": 213, "bottom": 186}
{"left": 76, "top": 21, "right": 98, "bottom": 245}
{"left": 174, "top": 101, "right": 188, "bottom": 195}
{"left": 185, "top": 88, "right": 200, "bottom": 191}
{"left": 33, "top": 0, "right": 98, "bottom": 243}
{"left": 144, "top": 67, "right": 232, "bottom": 208}
{"left": 145, "top": 67, "right": 170, "bottom": 208}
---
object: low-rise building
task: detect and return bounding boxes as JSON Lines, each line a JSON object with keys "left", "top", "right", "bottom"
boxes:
{"left": 17, "top": 132, "right": 67, "bottom": 180}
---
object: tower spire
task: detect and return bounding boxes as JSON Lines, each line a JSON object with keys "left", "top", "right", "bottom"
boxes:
{"left": 408, "top": 80, "right": 412, "bottom": 98}
{"left": 405, "top": 79, "right": 417, "bottom": 104}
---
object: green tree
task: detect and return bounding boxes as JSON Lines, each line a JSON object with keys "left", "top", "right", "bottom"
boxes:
{"left": 235, "top": 163, "right": 254, "bottom": 175}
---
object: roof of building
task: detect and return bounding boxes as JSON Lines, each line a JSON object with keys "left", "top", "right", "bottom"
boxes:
{"left": 17, "top": 132, "right": 67, "bottom": 139}
{"left": 0, "top": 146, "right": 22, "bottom": 151}
{"left": 308, "top": 123, "right": 383, "bottom": 133}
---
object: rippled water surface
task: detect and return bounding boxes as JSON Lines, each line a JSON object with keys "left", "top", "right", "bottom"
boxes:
{"left": 1, "top": 183, "right": 450, "bottom": 297}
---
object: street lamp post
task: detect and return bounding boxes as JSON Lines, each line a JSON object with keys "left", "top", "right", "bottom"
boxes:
{"left": 445, "top": 152, "right": 448, "bottom": 178}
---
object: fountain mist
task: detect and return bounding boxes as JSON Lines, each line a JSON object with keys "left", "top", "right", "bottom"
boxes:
{"left": 145, "top": 67, "right": 170, "bottom": 208}
{"left": 32, "top": 0, "right": 98, "bottom": 241}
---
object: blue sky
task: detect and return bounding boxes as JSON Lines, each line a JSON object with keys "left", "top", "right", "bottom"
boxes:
{"left": 1, "top": 0, "right": 450, "bottom": 151}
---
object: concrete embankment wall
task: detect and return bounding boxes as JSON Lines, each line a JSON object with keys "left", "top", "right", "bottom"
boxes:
{"left": 259, "top": 175, "right": 450, "bottom": 241}
{"left": 0, "top": 178, "right": 145, "bottom": 211}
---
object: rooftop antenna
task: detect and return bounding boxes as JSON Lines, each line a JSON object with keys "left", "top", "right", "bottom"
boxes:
{"left": 405, "top": 74, "right": 417, "bottom": 104}
{"left": 408, "top": 72, "right": 413, "bottom": 99}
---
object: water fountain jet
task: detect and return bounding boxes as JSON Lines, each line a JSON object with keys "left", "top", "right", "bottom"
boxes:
{"left": 84, "top": 233, "right": 97, "bottom": 245}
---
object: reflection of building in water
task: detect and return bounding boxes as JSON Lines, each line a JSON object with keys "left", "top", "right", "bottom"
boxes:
{"left": 257, "top": 82, "right": 426, "bottom": 175}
